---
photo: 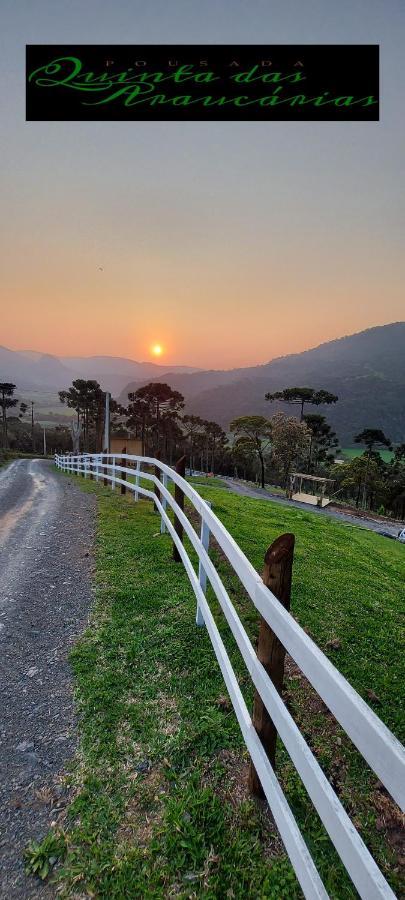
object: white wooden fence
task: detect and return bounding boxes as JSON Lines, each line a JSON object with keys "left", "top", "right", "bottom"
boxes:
{"left": 55, "top": 452, "right": 404, "bottom": 900}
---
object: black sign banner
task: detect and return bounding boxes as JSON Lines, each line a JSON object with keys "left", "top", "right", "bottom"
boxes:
{"left": 26, "top": 45, "right": 379, "bottom": 122}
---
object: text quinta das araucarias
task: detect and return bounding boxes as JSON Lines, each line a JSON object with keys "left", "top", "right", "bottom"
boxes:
{"left": 28, "top": 58, "right": 378, "bottom": 110}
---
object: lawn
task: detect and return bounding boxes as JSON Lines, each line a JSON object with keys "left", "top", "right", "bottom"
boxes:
{"left": 30, "top": 474, "right": 404, "bottom": 898}
{"left": 0, "top": 450, "right": 35, "bottom": 468}
{"left": 341, "top": 447, "right": 394, "bottom": 463}
{"left": 0, "top": 453, "right": 9, "bottom": 468}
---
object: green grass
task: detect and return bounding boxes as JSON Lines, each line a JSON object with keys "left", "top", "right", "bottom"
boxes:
{"left": 0, "top": 450, "right": 35, "bottom": 468}
{"left": 187, "top": 475, "right": 228, "bottom": 489}
{"left": 38, "top": 474, "right": 404, "bottom": 898}
{"left": 341, "top": 448, "right": 394, "bottom": 463}
{"left": 188, "top": 474, "right": 286, "bottom": 497}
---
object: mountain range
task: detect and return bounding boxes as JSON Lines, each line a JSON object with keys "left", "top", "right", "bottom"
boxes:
{"left": 1, "top": 322, "right": 404, "bottom": 445}
{"left": 0, "top": 346, "right": 199, "bottom": 395}
{"left": 120, "top": 322, "right": 405, "bottom": 445}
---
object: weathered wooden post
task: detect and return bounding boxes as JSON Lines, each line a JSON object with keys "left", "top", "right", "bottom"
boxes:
{"left": 172, "top": 456, "right": 186, "bottom": 562}
{"left": 89, "top": 454, "right": 94, "bottom": 480}
{"left": 248, "top": 532, "right": 295, "bottom": 797}
{"left": 120, "top": 446, "right": 127, "bottom": 495}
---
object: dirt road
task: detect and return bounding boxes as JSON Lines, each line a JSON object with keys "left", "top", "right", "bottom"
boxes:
{"left": 221, "top": 477, "right": 402, "bottom": 538}
{"left": 0, "top": 459, "right": 95, "bottom": 898}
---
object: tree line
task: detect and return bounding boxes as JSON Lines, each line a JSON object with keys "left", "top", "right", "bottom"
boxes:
{"left": 1, "top": 378, "right": 404, "bottom": 518}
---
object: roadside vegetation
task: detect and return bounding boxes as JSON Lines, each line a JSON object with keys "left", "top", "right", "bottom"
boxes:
{"left": 3, "top": 375, "right": 405, "bottom": 519}
{"left": 0, "top": 449, "right": 37, "bottom": 468}
{"left": 0, "top": 450, "right": 9, "bottom": 468}
{"left": 28, "top": 474, "right": 404, "bottom": 898}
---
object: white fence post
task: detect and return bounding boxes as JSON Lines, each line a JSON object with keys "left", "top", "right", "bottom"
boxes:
{"left": 95, "top": 455, "right": 100, "bottom": 483}
{"left": 161, "top": 473, "right": 168, "bottom": 533}
{"left": 196, "top": 500, "right": 212, "bottom": 626}
{"left": 134, "top": 462, "right": 140, "bottom": 501}
{"left": 112, "top": 455, "right": 116, "bottom": 490}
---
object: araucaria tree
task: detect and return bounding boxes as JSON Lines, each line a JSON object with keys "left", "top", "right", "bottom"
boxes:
{"left": 127, "top": 383, "right": 184, "bottom": 456}
{"left": 181, "top": 416, "right": 227, "bottom": 473}
{"left": 270, "top": 412, "right": 311, "bottom": 485}
{"left": 334, "top": 456, "right": 386, "bottom": 509}
{"left": 0, "top": 383, "right": 18, "bottom": 449}
{"left": 204, "top": 421, "right": 227, "bottom": 474}
{"left": 182, "top": 415, "right": 206, "bottom": 472}
{"left": 230, "top": 415, "right": 272, "bottom": 488}
{"left": 59, "top": 379, "right": 105, "bottom": 451}
{"left": 354, "top": 428, "right": 392, "bottom": 457}
{"left": 303, "top": 413, "right": 339, "bottom": 471}
{"left": 126, "top": 394, "right": 154, "bottom": 456}
{"left": 265, "top": 386, "right": 338, "bottom": 421}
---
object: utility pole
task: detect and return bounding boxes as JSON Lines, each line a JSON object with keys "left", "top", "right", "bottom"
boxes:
{"left": 31, "top": 401, "right": 35, "bottom": 453}
{"left": 43, "top": 427, "right": 47, "bottom": 456}
{"left": 103, "top": 392, "right": 110, "bottom": 453}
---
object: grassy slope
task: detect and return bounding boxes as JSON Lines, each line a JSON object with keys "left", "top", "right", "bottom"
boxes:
{"left": 0, "top": 451, "right": 38, "bottom": 465}
{"left": 41, "top": 476, "right": 404, "bottom": 899}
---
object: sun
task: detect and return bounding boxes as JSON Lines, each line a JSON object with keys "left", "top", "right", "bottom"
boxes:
{"left": 151, "top": 343, "right": 163, "bottom": 357}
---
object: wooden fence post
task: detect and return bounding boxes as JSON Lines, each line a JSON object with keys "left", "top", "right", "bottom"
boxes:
{"left": 172, "top": 456, "right": 186, "bottom": 562}
{"left": 120, "top": 446, "right": 127, "bottom": 495}
{"left": 248, "top": 532, "right": 295, "bottom": 798}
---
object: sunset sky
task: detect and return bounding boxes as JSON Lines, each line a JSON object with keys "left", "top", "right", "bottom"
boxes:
{"left": 1, "top": 1, "right": 404, "bottom": 369}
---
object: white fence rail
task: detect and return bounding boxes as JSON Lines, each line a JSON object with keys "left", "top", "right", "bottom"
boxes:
{"left": 55, "top": 452, "right": 404, "bottom": 900}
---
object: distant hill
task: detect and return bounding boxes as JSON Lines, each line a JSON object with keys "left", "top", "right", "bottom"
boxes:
{"left": 0, "top": 347, "right": 200, "bottom": 395}
{"left": 121, "top": 323, "right": 405, "bottom": 445}
{"left": 0, "top": 347, "right": 201, "bottom": 423}
{"left": 2, "top": 324, "right": 404, "bottom": 443}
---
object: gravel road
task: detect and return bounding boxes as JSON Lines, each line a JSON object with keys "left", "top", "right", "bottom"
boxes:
{"left": 0, "top": 459, "right": 95, "bottom": 898}
{"left": 221, "top": 477, "right": 402, "bottom": 537}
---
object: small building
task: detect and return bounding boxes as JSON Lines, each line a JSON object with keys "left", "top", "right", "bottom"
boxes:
{"left": 288, "top": 473, "right": 335, "bottom": 507}
{"left": 110, "top": 437, "right": 142, "bottom": 456}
